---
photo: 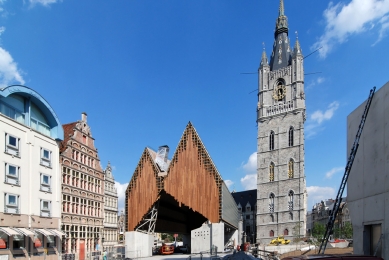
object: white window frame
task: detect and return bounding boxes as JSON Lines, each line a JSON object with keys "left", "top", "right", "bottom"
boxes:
{"left": 40, "top": 199, "right": 51, "bottom": 217}
{"left": 5, "top": 133, "right": 20, "bottom": 157}
{"left": 40, "top": 148, "right": 52, "bottom": 167}
{"left": 40, "top": 173, "right": 52, "bottom": 192}
{"left": 5, "top": 163, "right": 20, "bottom": 185}
{"left": 5, "top": 193, "right": 20, "bottom": 214}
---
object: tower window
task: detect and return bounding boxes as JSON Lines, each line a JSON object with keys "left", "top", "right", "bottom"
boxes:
{"left": 269, "top": 193, "right": 275, "bottom": 213}
{"left": 288, "top": 159, "right": 294, "bottom": 178}
{"left": 270, "top": 230, "right": 274, "bottom": 237}
{"left": 284, "top": 229, "right": 289, "bottom": 236}
{"left": 269, "top": 131, "right": 275, "bottom": 150}
{"left": 288, "top": 190, "right": 294, "bottom": 210}
{"left": 269, "top": 163, "right": 275, "bottom": 182}
{"left": 289, "top": 127, "right": 294, "bottom": 146}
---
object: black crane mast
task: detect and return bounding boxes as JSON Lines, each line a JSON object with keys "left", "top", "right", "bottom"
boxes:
{"left": 318, "top": 87, "right": 376, "bottom": 254}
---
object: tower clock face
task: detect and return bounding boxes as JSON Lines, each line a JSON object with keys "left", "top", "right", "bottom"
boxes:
{"left": 273, "top": 83, "right": 286, "bottom": 101}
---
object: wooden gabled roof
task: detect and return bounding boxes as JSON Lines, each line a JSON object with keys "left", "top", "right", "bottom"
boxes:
{"left": 125, "top": 122, "right": 226, "bottom": 232}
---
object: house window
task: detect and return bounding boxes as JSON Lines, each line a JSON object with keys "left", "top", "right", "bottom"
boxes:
{"left": 246, "top": 206, "right": 251, "bottom": 212}
{"left": 13, "top": 234, "right": 25, "bottom": 250}
{"left": 288, "top": 190, "right": 294, "bottom": 210}
{"left": 269, "top": 163, "right": 275, "bottom": 182}
{"left": 288, "top": 127, "right": 294, "bottom": 147}
{"left": 34, "top": 233, "right": 43, "bottom": 248}
{"left": 288, "top": 159, "right": 294, "bottom": 178}
{"left": 238, "top": 207, "right": 241, "bottom": 212}
{"left": 47, "top": 235, "right": 56, "bottom": 248}
{"left": 246, "top": 226, "right": 251, "bottom": 234}
{"left": 269, "top": 193, "right": 275, "bottom": 213}
{"left": 269, "top": 131, "right": 275, "bottom": 150}
{"left": 246, "top": 215, "right": 250, "bottom": 220}
{"left": 5, "top": 193, "right": 19, "bottom": 213}
{"left": 0, "top": 102, "right": 25, "bottom": 123}
{"left": 40, "top": 148, "right": 51, "bottom": 167}
{"left": 30, "top": 117, "right": 50, "bottom": 137}
{"left": 284, "top": 229, "right": 289, "bottom": 236}
{"left": 0, "top": 231, "right": 9, "bottom": 249}
{"left": 5, "top": 163, "right": 20, "bottom": 185}
{"left": 40, "top": 200, "right": 51, "bottom": 217}
{"left": 5, "top": 133, "right": 20, "bottom": 156}
{"left": 40, "top": 174, "right": 51, "bottom": 192}
{"left": 270, "top": 230, "right": 274, "bottom": 237}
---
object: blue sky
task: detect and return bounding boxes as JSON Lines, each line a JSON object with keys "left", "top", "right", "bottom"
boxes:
{"left": 1, "top": 0, "right": 389, "bottom": 213}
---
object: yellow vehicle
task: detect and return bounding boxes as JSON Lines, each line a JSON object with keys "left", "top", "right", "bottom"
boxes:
{"left": 269, "top": 235, "right": 290, "bottom": 245}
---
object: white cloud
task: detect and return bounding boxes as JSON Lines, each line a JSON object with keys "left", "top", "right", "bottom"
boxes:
{"left": 325, "top": 167, "right": 344, "bottom": 179}
{"left": 240, "top": 174, "right": 257, "bottom": 190}
{"left": 0, "top": 0, "right": 6, "bottom": 13}
{"left": 242, "top": 152, "right": 257, "bottom": 173}
{"left": 115, "top": 181, "right": 128, "bottom": 213}
{"left": 29, "top": 0, "right": 60, "bottom": 6}
{"left": 307, "top": 186, "right": 336, "bottom": 209}
{"left": 240, "top": 152, "right": 257, "bottom": 190}
{"left": 311, "top": 101, "right": 339, "bottom": 124}
{"left": 306, "top": 101, "right": 339, "bottom": 138}
{"left": 373, "top": 15, "right": 389, "bottom": 45}
{"left": 0, "top": 47, "right": 25, "bottom": 88}
{"left": 224, "top": 180, "right": 234, "bottom": 190}
{"left": 306, "top": 77, "right": 325, "bottom": 90}
{"left": 317, "top": 77, "right": 325, "bottom": 84}
{"left": 313, "top": 0, "right": 389, "bottom": 58}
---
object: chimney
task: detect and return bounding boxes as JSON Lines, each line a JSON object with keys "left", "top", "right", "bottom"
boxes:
{"left": 155, "top": 145, "right": 169, "bottom": 171}
{"left": 81, "top": 112, "right": 87, "bottom": 122}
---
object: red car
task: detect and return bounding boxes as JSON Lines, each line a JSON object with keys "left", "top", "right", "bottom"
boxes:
{"left": 159, "top": 244, "right": 174, "bottom": 255}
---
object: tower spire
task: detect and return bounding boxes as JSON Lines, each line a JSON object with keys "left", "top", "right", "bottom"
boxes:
{"left": 275, "top": 0, "right": 288, "bottom": 36}
{"left": 269, "top": 0, "right": 290, "bottom": 71}
{"left": 279, "top": 0, "right": 285, "bottom": 16}
{"left": 293, "top": 31, "right": 302, "bottom": 56}
{"left": 260, "top": 42, "right": 268, "bottom": 67}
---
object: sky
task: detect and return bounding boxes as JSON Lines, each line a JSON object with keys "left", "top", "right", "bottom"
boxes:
{"left": 1, "top": 0, "right": 389, "bottom": 213}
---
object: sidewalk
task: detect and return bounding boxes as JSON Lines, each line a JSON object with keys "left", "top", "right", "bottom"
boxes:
{"left": 132, "top": 252, "right": 228, "bottom": 260}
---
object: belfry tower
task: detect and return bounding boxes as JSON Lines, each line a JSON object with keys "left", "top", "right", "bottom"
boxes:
{"left": 256, "top": 0, "right": 307, "bottom": 244}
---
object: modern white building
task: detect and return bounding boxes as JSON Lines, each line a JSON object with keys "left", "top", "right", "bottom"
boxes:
{"left": 0, "top": 85, "right": 64, "bottom": 260}
{"left": 347, "top": 82, "right": 389, "bottom": 258}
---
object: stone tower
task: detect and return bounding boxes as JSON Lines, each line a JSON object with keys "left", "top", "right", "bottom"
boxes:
{"left": 256, "top": 0, "right": 307, "bottom": 244}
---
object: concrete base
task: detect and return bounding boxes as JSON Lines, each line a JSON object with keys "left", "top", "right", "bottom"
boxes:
{"left": 261, "top": 244, "right": 306, "bottom": 255}
{"left": 125, "top": 231, "right": 154, "bottom": 258}
{"left": 191, "top": 222, "right": 225, "bottom": 254}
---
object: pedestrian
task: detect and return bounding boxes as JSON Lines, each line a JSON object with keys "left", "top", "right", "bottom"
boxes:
{"left": 103, "top": 250, "right": 107, "bottom": 260}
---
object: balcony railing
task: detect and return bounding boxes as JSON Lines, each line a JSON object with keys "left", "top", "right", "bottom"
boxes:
{"left": 265, "top": 100, "right": 294, "bottom": 117}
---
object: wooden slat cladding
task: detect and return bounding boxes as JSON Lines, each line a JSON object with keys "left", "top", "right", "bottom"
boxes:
{"left": 164, "top": 123, "right": 222, "bottom": 223}
{"left": 125, "top": 149, "right": 161, "bottom": 231}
